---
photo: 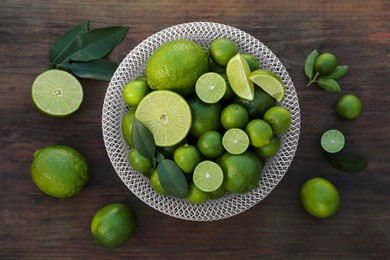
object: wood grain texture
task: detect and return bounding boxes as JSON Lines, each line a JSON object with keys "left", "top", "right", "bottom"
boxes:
{"left": 1, "top": 0, "right": 389, "bottom": 259}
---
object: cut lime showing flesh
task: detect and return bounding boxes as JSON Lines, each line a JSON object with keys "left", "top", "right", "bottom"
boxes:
{"left": 135, "top": 90, "right": 191, "bottom": 147}
{"left": 249, "top": 69, "right": 285, "bottom": 102}
{"left": 321, "top": 129, "right": 345, "bottom": 153}
{"left": 222, "top": 128, "right": 250, "bottom": 155}
{"left": 195, "top": 72, "right": 226, "bottom": 104}
{"left": 32, "top": 69, "right": 83, "bottom": 117}
{"left": 226, "top": 53, "right": 254, "bottom": 101}
{"left": 193, "top": 160, "right": 224, "bottom": 192}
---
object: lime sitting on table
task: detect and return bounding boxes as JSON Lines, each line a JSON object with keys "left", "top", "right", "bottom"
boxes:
{"left": 121, "top": 38, "right": 291, "bottom": 204}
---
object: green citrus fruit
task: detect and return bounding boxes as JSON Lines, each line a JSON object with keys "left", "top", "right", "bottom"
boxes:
{"left": 321, "top": 129, "right": 345, "bottom": 153}
{"left": 209, "top": 185, "right": 226, "bottom": 199}
{"left": 122, "top": 108, "right": 136, "bottom": 147}
{"left": 254, "top": 135, "right": 281, "bottom": 158}
{"left": 222, "top": 128, "right": 250, "bottom": 155}
{"left": 245, "top": 119, "right": 273, "bottom": 148}
{"left": 300, "top": 177, "right": 340, "bottom": 218}
{"left": 220, "top": 103, "right": 250, "bottom": 130}
{"left": 197, "top": 130, "right": 224, "bottom": 159}
{"left": 91, "top": 203, "right": 136, "bottom": 248}
{"left": 150, "top": 169, "right": 168, "bottom": 195}
{"left": 195, "top": 72, "right": 226, "bottom": 104}
{"left": 220, "top": 73, "right": 236, "bottom": 101}
{"left": 128, "top": 148, "right": 153, "bottom": 175}
{"left": 122, "top": 80, "right": 150, "bottom": 107}
{"left": 209, "top": 38, "right": 239, "bottom": 67}
{"left": 226, "top": 53, "right": 254, "bottom": 100}
{"left": 173, "top": 144, "right": 202, "bottom": 174}
{"left": 186, "top": 182, "right": 210, "bottom": 204}
{"left": 31, "top": 145, "right": 89, "bottom": 198}
{"left": 249, "top": 69, "right": 285, "bottom": 102}
{"left": 263, "top": 106, "right": 291, "bottom": 135}
{"left": 188, "top": 96, "right": 221, "bottom": 137}
{"left": 242, "top": 53, "right": 260, "bottom": 71}
{"left": 336, "top": 94, "right": 363, "bottom": 119}
{"left": 146, "top": 39, "right": 209, "bottom": 96}
{"left": 234, "top": 87, "right": 276, "bottom": 118}
{"left": 314, "top": 52, "right": 338, "bottom": 76}
{"left": 32, "top": 69, "right": 83, "bottom": 117}
{"left": 193, "top": 160, "right": 224, "bottom": 193}
{"left": 217, "top": 151, "right": 262, "bottom": 194}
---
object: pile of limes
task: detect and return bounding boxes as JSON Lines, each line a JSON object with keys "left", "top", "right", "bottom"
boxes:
{"left": 122, "top": 38, "right": 291, "bottom": 204}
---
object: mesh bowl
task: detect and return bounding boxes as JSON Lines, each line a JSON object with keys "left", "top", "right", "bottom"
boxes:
{"left": 102, "top": 22, "right": 301, "bottom": 221}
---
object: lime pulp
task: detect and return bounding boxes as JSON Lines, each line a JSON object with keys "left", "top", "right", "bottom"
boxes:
{"left": 321, "top": 129, "right": 345, "bottom": 153}
{"left": 195, "top": 72, "right": 226, "bottom": 104}
{"left": 226, "top": 53, "right": 254, "bottom": 101}
{"left": 193, "top": 160, "right": 224, "bottom": 193}
{"left": 222, "top": 128, "right": 250, "bottom": 155}
{"left": 249, "top": 69, "right": 285, "bottom": 102}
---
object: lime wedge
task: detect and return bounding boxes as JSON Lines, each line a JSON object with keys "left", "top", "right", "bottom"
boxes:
{"left": 193, "top": 160, "right": 224, "bottom": 192}
{"left": 226, "top": 53, "right": 254, "bottom": 101}
{"left": 249, "top": 69, "right": 285, "bottom": 102}
{"left": 222, "top": 128, "right": 250, "bottom": 155}
{"left": 135, "top": 90, "right": 191, "bottom": 147}
{"left": 195, "top": 72, "right": 226, "bottom": 104}
{"left": 321, "top": 129, "right": 345, "bottom": 153}
{"left": 32, "top": 69, "right": 83, "bottom": 117}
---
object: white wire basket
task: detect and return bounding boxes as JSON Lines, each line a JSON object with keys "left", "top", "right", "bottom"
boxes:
{"left": 102, "top": 22, "right": 301, "bottom": 221}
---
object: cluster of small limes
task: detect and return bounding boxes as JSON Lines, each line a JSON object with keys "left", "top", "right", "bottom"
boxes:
{"left": 122, "top": 38, "right": 291, "bottom": 204}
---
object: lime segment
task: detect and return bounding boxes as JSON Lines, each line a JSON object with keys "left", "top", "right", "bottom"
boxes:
{"left": 226, "top": 53, "right": 254, "bottom": 100}
{"left": 222, "top": 128, "right": 250, "bottom": 155}
{"left": 135, "top": 90, "right": 191, "bottom": 147}
{"left": 193, "top": 160, "right": 224, "bottom": 192}
{"left": 195, "top": 72, "right": 226, "bottom": 104}
{"left": 249, "top": 69, "right": 285, "bottom": 102}
{"left": 32, "top": 69, "right": 83, "bottom": 117}
{"left": 321, "top": 129, "right": 345, "bottom": 153}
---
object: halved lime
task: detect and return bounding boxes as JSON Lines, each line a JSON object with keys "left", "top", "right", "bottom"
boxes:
{"left": 135, "top": 90, "right": 191, "bottom": 147}
{"left": 195, "top": 72, "right": 226, "bottom": 104}
{"left": 226, "top": 53, "right": 254, "bottom": 101}
{"left": 193, "top": 160, "right": 224, "bottom": 193}
{"left": 321, "top": 129, "right": 345, "bottom": 153}
{"left": 249, "top": 69, "right": 285, "bottom": 102}
{"left": 222, "top": 128, "right": 250, "bottom": 155}
{"left": 32, "top": 69, "right": 83, "bottom": 117}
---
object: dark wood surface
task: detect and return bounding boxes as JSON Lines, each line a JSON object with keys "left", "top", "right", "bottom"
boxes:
{"left": 1, "top": 0, "right": 389, "bottom": 259}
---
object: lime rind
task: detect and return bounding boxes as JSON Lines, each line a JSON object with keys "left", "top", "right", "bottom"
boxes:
{"left": 222, "top": 128, "right": 250, "bottom": 155}
{"left": 195, "top": 72, "right": 226, "bottom": 104}
{"left": 249, "top": 69, "right": 285, "bottom": 102}
{"left": 193, "top": 160, "right": 224, "bottom": 192}
{"left": 321, "top": 129, "right": 345, "bottom": 153}
{"left": 226, "top": 53, "right": 254, "bottom": 101}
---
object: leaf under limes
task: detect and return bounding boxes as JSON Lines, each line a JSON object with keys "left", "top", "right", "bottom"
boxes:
{"left": 304, "top": 49, "right": 319, "bottom": 80}
{"left": 69, "top": 58, "right": 118, "bottom": 81}
{"left": 328, "top": 155, "right": 368, "bottom": 172}
{"left": 157, "top": 159, "right": 188, "bottom": 198}
{"left": 131, "top": 118, "right": 156, "bottom": 159}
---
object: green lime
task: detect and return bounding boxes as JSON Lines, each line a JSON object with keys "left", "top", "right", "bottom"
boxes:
{"left": 300, "top": 177, "right": 340, "bottom": 218}
{"left": 209, "top": 38, "right": 239, "bottom": 67}
{"left": 195, "top": 72, "right": 226, "bottom": 104}
{"left": 263, "top": 106, "right": 291, "bottom": 135}
{"left": 135, "top": 75, "right": 148, "bottom": 83}
{"left": 157, "top": 139, "right": 186, "bottom": 159}
{"left": 209, "top": 60, "right": 226, "bottom": 74}
{"left": 336, "top": 94, "right": 363, "bottom": 119}
{"left": 234, "top": 87, "right": 276, "bottom": 118}
{"left": 146, "top": 39, "right": 209, "bottom": 96}
{"left": 193, "top": 160, "right": 224, "bottom": 193}
{"left": 314, "top": 52, "right": 338, "bottom": 76}
{"left": 209, "top": 185, "right": 226, "bottom": 199}
{"left": 173, "top": 144, "right": 202, "bottom": 174}
{"left": 135, "top": 90, "right": 191, "bottom": 146}
{"left": 128, "top": 148, "right": 153, "bottom": 175}
{"left": 186, "top": 182, "right": 210, "bottom": 204}
{"left": 222, "top": 128, "right": 250, "bottom": 155}
{"left": 91, "top": 203, "right": 136, "bottom": 248}
{"left": 32, "top": 69, "right": 83, "bottom": 117}
{"left": 245, "top": 119, "right": 273, "bottom": 148}
{"left": 242, "top": 53, "right": 260, "bottom": 71}
{"left": 188, "top": 96, "right": 221, "bottom": 137}
{"left": 255, "top": 135, "right": 281, "bottom": 158}
{"left": 122, "top": 80, "right": 150, "bottom": 107}
{"left": 226, "top": 53, "right": 254, "bottom": 101}
{"left": 150, "top": 169, "right": 168, "bottom": 195}
{"left": 249, "top": 69, "right": 285, "bottom": 102}
{"left": 122, "top": 108, "right": 136, "bottom": 147}
{"left": 197, "top": 130, "right": 224, "bottom": 159}
{"left": 220, "top": 73, "right": 236, "bottom": 101}
{"left": 217, "top": 151, "right": 262, "bottom": 194}
{"left": 31, "top": 145, "right": 89, "bottom": 198}
{"left": 220, "top": 103, "right": 250, "bottom": 130}
{"left": 320, "top": 129, "right": 345, "bottom": 153}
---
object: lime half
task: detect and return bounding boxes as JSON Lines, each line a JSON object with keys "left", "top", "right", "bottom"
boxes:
{"left": 321, "top": 129, "right": 345, "bottom": 153}
{"left": 193, "top": 160, "right": 224, "bottom": 193}
{"left": 32, "top": 69, "right": 83, "bottom": 117}
{"left": 222, "top": 128, "right": 250, "bottom": 155}
{"left": 135, "top": 90, "right": 192, "bottom": 147}
{"left": 249, "top": 69, "right": 285, "bottom": 102}
{"left": 226, "top": 53, "right": 254, "bottom": 101}
{"left": 195, "top": 72, "right": 226, "bottom": 104}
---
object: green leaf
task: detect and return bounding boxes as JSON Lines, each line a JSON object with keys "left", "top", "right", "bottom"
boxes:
{"left": 67, "top": 26, "right": 128, "bottom": 62}
{"left": 50, "top": 20, "right": 89, "bottom": 65}
{"left": 157, "top": 159, "right": 188, "bottom": 198}
{"left": 325, "top": 65, "right": 349, "bottom": 80}
{"left": 328, "top": 155, "right": 368, "bottom": 172}
{"left": 318, "top": 77, "right": 341, "bottom": 93}
{"left": 304, "top": 49, "right": 319, "bottom": 80}
{"left": 131, "top": 118, "right": 156, "bottom": 159}
{"left": 69, "top": 58, "right": 117, "bottom": 81}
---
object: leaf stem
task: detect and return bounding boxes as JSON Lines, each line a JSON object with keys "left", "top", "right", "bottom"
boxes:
{"left": 307, "top": 72, "right": 320, "bottom": 87}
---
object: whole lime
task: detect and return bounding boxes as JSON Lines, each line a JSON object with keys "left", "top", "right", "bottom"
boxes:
{"left": 209, "top": 38, "right": 239, "bottom": 67}
{"left": 146, "top": 39, "right": 209, "bottom": 96}
{"left": 314, "top": 52, "right": 338, "bottom": 76}
{"left": 31, "top": 145, "right": 89, "bottom": 198}
{"left": 336, "top": 94, "right": 363, "bottom": 119}
{"left": 188, "top": 96, "right": 222, "bottom": 137}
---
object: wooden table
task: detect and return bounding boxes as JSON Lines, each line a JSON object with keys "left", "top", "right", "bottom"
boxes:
{"left": 1, "top": 0, "right": 389, "bottom": 259}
